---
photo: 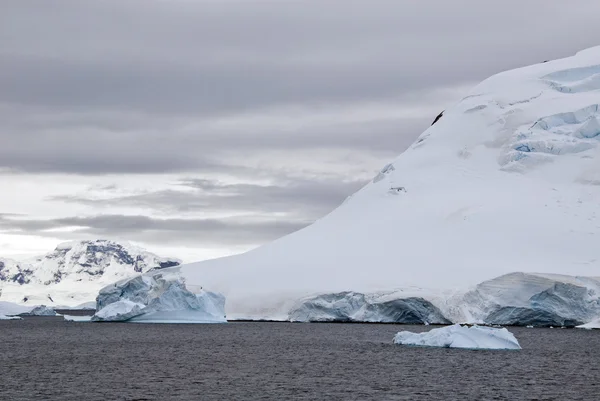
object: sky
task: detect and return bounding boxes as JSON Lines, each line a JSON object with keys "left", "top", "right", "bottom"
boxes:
{"left": 2, "top": 0, "right": 600, "bottom": 262}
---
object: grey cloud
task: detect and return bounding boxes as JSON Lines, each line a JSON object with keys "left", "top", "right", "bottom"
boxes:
{"left": 0, "top": 214, "right": 309, "bottom": 247}
{"left": 48, "top": 176, "right": 368, "bottom": 218}
{"left": 3, "top": 0, "right": 600, "bottom": 253}
{"left": 2, "top": 1, "right": 599, "bottom": 115}
{"left": 0, "top": 103, "right": 428, "bottom": 174}
{"left": 3, "top": 0, "right": 599, "bottom": 176}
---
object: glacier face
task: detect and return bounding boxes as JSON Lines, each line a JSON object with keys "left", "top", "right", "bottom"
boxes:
{"left": 289, "top": 292, "right": 450, "bottom": 324}
{"left": 0, "top": 240, "right": 181, "bottom": 307}
{"left": 393, "top": 325, "right": 521, "bottom": 350}
{"left": 92, "top": 269, "right": 226, "bottom": 323}
{"left": 173, "top": 47, "right": 600, "bottom": 325}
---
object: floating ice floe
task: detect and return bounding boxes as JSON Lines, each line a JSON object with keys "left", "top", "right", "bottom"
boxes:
{"left": 393, "top": 324, "right": 521, "bottom": 350}
{"left": 0, "top": 314, "right": 22, "bottom": 320}
{"left": 63, "top": 315, "right": 93, "bottom": 322}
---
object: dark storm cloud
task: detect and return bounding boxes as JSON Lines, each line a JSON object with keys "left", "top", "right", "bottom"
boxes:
{"left": 0, "top": 214, "right": 309, "bottom": 247}
{"left": 48, "top": 177, "right": 368, "bottom": 218}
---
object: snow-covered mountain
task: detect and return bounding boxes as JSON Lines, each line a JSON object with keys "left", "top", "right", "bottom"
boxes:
{"left": 0, "top": 240, "right": 180, "bottom": 306}
{"left": 163, "top": 46, "right": 600, "bottom": 322}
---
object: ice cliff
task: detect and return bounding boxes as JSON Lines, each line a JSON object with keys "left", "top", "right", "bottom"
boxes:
{"left": 92, "top": 269, "right": 226, "bottom": 323}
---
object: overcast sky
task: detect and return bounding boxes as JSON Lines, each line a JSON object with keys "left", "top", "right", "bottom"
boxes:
{"left": 2, "top": 0, "right": 600, "bottom": 261}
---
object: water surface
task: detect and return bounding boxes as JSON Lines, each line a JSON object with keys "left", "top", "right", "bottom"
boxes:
{"left": 0, "top": 319, "right": 598, "bottom": 400}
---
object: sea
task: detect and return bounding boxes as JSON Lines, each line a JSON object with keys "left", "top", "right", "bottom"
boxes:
{"left": 0, "top": 319, "right": 598, "bottom": 400}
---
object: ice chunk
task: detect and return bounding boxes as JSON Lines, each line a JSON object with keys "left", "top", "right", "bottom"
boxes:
{"left": 63, "top": 315, "right": 93, "bottom": 322}
{"left": 393, "top": 324, "right": 521, "bottom": 350}
{"left": 94, "top": 299, "right": 144, "bottom": 322}
{"left": 0, "top": 314, "right": 22, "bottom": 320}
{"left": 26, "top": 305, "right": 59, "bottom": 316}
{"left": 92, "top": 270, "right": 226, "bottom": 323}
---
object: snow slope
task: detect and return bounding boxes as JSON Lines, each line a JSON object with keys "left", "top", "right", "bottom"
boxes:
{"left": 0, "top": 300, "right": 31, "bottom": 316}
{"left": 174, "top": 47, "right": 600, "bottom": 321}
{"left": 0, "top": 240, "right": 180, "bottom": 306}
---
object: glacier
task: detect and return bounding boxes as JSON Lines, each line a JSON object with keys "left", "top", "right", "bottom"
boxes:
{"left": 160, "top": 46, "right": 600, "bottom": 326}
{"left": 92, "top": 269, "right": 226, "bottom": 323}
{"left": 393, "top": 325, "right": 521, "bottom": 350}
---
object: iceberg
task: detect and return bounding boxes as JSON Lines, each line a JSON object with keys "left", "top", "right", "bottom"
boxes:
{"left": 25, "top": 305, "right": 59, "bottom": 316}
{"left": 393, "top": 324, "right": 521, "bottom": 350}
{"left": 63, "top": 315, "right": 93, "bottom": 322}
{"left": 0, "top": 314, "right": 22, "bottom": 320}
{"left": 94, "top": 299, "right": 144, "bottom": 322}
{"left": 92, "top": 269, "right": 226, "bottom": 323}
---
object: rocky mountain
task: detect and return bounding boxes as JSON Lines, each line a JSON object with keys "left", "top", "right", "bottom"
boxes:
{"left": 0, "top": 240, "right": 180, "bottom": 306}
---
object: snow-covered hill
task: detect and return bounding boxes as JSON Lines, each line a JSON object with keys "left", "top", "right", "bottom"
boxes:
{"left": 172, "top": 46, "right": 600, "bottom": 322}
{"left": 0, "top": 240, "right": 180, "bottom": 306}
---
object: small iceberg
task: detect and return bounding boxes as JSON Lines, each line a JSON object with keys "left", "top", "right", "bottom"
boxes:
{"left": 25, "top": 305, "right": 59, "bottom": 316}
{"left": 0, "top": 314, "right": 22, "bottom": 320}
{"left": 63, "top": 315, "right": 93, "bottom": 322}
{"left": 393, "top": 324, "right": 521, "bottom": 350}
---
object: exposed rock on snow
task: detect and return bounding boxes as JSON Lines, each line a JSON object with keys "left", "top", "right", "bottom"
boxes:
{"left": 92, "top": 270, "right": 226, "bottom": 323}
{"left": 0, "top": 240, "right": 181, "bottom": 307}
{"left": 393, "top": 325, "right": 521, "bottom": 350}
{"left": 289, "top": 292, "right": 450, "bottom": 324}
{"left": 175, "top": 47, "right": 600, "bottom": 322}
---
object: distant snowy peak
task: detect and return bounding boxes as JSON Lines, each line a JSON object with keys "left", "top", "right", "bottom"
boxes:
{"left": 28, "top": 240, "right": 181, "bottom": 284}
{"left": 0, "top": 240, "right": 181, "bottom": 306}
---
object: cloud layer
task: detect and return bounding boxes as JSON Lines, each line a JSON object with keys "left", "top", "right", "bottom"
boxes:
{"left": 2, "top": 0, "right": 600, "bottom": 260}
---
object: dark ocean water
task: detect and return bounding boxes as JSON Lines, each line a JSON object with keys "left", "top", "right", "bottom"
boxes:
{"left": 0, "top": 319, "right": 599, "bottom": 401}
